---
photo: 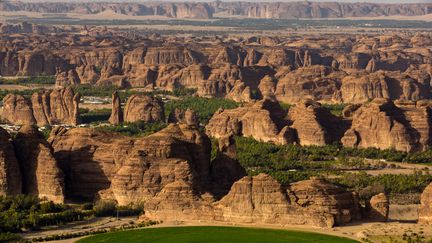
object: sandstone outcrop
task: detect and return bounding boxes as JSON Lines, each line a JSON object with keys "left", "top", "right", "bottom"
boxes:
{"left": 14, "top": 126, "right": 65, "bottom": 203}
{"left": 0, "top": 127, "right": 22, "bottom": 196}
{"left": 288, "top": 100, "right": 344, "bottom": 146}
{"left": 341, "top": 99, "right": 432, "bottom": 152}
{"left": 109, "top": 91, "right": 123, "bottom": 125}
{"left": 419, "top": 182, "right": 432, "bottom": 225}
{"left": 167, "top": 108, "right": 198, "bottom": 126}
{"left": 123, "top": 95, "right": 165, "bottom": 123}
{"left": 367, "top": 193, "right": 389, "bottom": 222}
{"left": 0, "top": 27, "right": 430, "bottom": 104}
{"left": 1, "top": 87, "right": 81, "bottom": 126}
{"left": 216, "top": 175, "right": 360, "bottom": 228}
{"left": 206, "top": 99, "right": 294, "bottom": 145}
{"left": 49, "top": 124, "right": 212, "bottom": 203}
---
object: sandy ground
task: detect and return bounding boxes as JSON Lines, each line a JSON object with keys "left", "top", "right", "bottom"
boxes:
{"left": 20, "top": 204, "right": 428, "bottom": 243}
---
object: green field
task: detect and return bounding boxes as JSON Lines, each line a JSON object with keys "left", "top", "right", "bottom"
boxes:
{"left": 77, "top": 226, "right": 358, "bottom": 243}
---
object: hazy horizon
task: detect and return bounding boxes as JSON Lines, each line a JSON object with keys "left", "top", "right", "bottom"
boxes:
{"left": 13, "top": 0, "right": 432, "bottom": 3}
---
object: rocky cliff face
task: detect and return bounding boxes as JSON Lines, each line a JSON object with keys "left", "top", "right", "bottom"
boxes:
{"left": 288, "top": 100, "right": 344, "bottom": 146}
{"left": 14, "top": 126, "right": 65, "bottom": 203}
{"left": 341, "top": 99, "right": 432, "bottom": 152}
{"left": 216, "top": 175, "right": 360, "bottom": 228}
{"left": 43, "top": 123, "right": 369, "bottom": 227}
{"left": 48, "top": 124, "right": 212, "bottom": 202}
{"left": 206, "top": 99, "right": 293, "bottom": 145}
{"left": 206, "top": 99, "right": 344, "bottom": 146}
{"left": 2, "top": 87, "right": 81, "bottom": 126}
{"left": 0, "top": 128, "right": 22, "bottom": 196}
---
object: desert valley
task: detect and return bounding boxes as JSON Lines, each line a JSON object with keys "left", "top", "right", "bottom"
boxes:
{"left": 0, "top": 1, "right": 432, "bottom": 242}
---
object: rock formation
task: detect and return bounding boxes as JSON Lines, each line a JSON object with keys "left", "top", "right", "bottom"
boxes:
{"left": 216, "top": 175, "right": 360, "bottom": 228}
{"left": 1, "top": 2, "right": 431, "bottom": 20}
{"left": 109, "top": 91, "right": 123, "bottom": 125}
{"left": 367, "top": 193, "right": 389, "bottom": 222}
{"left": 288, "top": 99, "right": 344, "bottom": 146}
{"left": 13, "top": 126, "right": 65, "bottom": 203}
{"left": 419, "top": 182, "right": 432, "bottom": 225}
{"left": 342, "top": 99, "right": 432, "bottom": 152}
{"left": 168, "top": 108, "right": 198, "bottom": 126}
{"left": 0, "top": 127, "right": 22, "bottom": 196}
{"left": 123, "top": 95, "right": 165, "bottom": 123}
{"left": 206, "top": 99, "right": 294, "bottom": 145}
{"left": 1, "top": 87, "right": 81, "bottom": 126}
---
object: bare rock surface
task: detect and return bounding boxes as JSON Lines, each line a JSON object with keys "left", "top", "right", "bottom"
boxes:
{"left": 123, "top": 95, "right": 165, "bottom": 123}
{"left": 14, "top": 125, "right": 65, "bottom": 203}
{"left": 0, "top": 127, "right": 21, "bottom": 196}
{"left": 2, "top": 87, "right": 80, "bottom": 126}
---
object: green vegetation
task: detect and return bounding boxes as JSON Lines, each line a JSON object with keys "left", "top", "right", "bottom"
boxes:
{"left": 332, "top": 171, "right": 432, "bottom": 195}
{"left": 234, "top": 137, "right": 432, "bottom": 194}
{"left": 0, "top": 195, "right": 91, "bottom": 233}
{"left": 322, "top": 103, "right": 347, "bottom": 117}
{"left": 80, "top": 108, "right": 112, "bottom": 124}
{"left": 77, "top": 226, "right": 358, "bottom": 243}
{"left": 95, "top": 121, "right": 167, "bottom": 137}
{"left": 0, "top": 76, "right": 56, "bottom": 85}
{"left": 165, "top": 97, "right": 240, "bottom": 125}
{"left": 0, "top": 196, "right": 146, "bottom": 237}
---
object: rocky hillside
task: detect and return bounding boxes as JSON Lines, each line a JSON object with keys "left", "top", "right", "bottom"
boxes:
{"left": 0, "top": 1, "right": 431, "bottom": 19}
{"left": 0, "top": 30, "right": 430, "bottom": 104}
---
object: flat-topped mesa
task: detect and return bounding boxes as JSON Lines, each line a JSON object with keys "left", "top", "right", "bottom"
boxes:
{"left": 1, "top": 87, "right": 81, "bottom": 126}
{"left": 214, "top": 174, "right": 361, "bottom": 228}
{"left": 342, "top": 98, "right": 432, "bottom": 153}
{"left": 13, "top": 125, "right": 65, "bottom": 203}
{"left": 205, "top": 99, "right": 294, "bottom": 145}
{"left": 123, "top": 94, "right": 165, "bottom": 123}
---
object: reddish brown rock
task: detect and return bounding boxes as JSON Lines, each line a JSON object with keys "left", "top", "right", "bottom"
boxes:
{"left": 168, "top": 108, "right": 198, "bottom": 126}
{"left": 215, "top": 174, "right": 360, "bottom": 228}
{"left": 206, "top": 99, "right": 293, "bottom": 145}
{"left": 0, "top": 127, "right": 22, "bottom": 196}
{"left": 123, "top": 95, "right": 165, "bottom": 123}
{"left": 14, "top": 126, "right": 64, "bottom": 203}
{"left": 367, "top": 193, "right": 389, "bottom": 222}
{"left": 1, "top": 87, "right": 81, "bottom": 126}
{"left": 109, "top": 91, "right": 123, "bottom": 125}
{"left": 342, "top": 99, "right": 432, "bottom": 152}
{"left": 288, "top": 100, "right": 344, "bottom": 146}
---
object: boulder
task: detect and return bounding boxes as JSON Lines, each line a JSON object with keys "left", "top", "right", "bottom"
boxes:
{"left": 123, "top": 95, "right": 165, "bottom": 123}
{"left": 367, "top": 193, "right": 389, "bottom": 222}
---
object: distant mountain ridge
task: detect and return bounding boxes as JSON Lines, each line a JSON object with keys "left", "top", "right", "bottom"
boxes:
{"left": 0, "top": 1, "right": 431, "bottom": 19}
